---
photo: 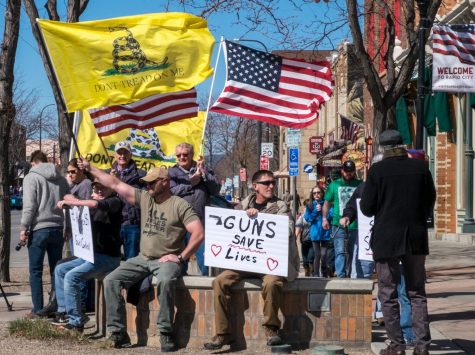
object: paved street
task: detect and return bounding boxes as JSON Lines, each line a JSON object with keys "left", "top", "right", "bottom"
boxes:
{"left": 10, "top": 210, "right": 28, "bottom": 268}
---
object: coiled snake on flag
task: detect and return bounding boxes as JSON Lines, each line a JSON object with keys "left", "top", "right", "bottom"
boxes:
{"left": 109, "top": 27, "right": 168, "bottom": 74}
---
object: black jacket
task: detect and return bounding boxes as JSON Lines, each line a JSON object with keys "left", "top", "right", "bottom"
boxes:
{"left": 360, "top": 148, "right": 436, "bottom": 260}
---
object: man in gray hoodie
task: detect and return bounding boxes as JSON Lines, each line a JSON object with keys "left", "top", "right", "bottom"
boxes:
{"left": 19, "top": 150, "right": 70, "bottom": 317}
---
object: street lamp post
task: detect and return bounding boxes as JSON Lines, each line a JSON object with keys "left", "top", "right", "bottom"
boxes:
{"left": 39, "top": 103, "right": 55, "bottom": 151}
{"left": 415, "top": 0, "right": 429, "bottom": 150}
{"left": 233, "top": 38, "right": 270, "bottom": 171}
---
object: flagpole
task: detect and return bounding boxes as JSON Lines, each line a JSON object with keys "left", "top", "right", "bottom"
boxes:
{"left": 199, "top": 36, "right": 224, "bottom": 156}
{"left": 36, "top": 19, "right": 82, "bottom": 158}
{"left": 97, "top": 135, "right": 114, "bottom": 169}
{"left": 69, "top": 111, "right": 81, "bottom": 160}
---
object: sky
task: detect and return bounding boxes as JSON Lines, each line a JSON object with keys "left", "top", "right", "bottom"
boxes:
{"left": 1, "top": 0, "right": 350, "bottom": 129}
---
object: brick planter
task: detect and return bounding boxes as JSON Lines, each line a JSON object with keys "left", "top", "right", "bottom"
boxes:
{"left": 115, "top": 277, "right": 373, "bottom": 351}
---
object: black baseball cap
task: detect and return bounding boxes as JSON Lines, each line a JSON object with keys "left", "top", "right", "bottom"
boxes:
{"left": 342, "top": 160, "right": 356, "bottom": 172}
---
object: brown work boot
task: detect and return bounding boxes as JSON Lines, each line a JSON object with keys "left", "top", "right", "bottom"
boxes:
{"left": 380, "top": 346, "right": 406, "bottom": 355}
{"left": 264, "top": 325, "right": 282, "bottom": 346}
{"left": 204, "top": 334, "right": 234, "bottom": 350}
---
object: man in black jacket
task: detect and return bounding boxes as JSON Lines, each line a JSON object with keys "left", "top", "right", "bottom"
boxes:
{"left": 360, "top": 130, "right": 436, "bottom": 355}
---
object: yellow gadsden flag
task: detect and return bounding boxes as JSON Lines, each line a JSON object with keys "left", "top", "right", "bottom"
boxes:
{"left": 38, "top": 13, "right": 215, "bottom": 112}
{"left": 76, "top": 110, "right": 206, "bottom": 171}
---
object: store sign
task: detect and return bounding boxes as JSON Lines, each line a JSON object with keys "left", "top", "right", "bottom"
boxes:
{"left": 309, "top": 136, "right": 324, "bottom": 155}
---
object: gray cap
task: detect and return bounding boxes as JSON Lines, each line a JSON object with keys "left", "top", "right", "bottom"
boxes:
{"left": 379, "top": 129, "right": 403, "bottom": 146}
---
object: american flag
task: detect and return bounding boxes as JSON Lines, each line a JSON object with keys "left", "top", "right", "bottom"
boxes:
{"left": 210, "top": 40, "right": 333, "bottom": 128}
{"left": 340, "top": 114, "right": 361, "bottom": 144}
{"left": 433, "top": 24, "right": 475, "bottom": 66}
{"left": 89, "top": 89, "right": 198, "bottom": 137}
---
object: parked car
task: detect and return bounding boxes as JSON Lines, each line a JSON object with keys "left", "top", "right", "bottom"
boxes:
{"left": 11, "top": 194, "right": 23, "bottom": 210}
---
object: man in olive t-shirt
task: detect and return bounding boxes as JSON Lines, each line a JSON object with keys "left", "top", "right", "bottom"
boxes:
{"left": 78, "top": 160, "right": 204, "bottom": 352}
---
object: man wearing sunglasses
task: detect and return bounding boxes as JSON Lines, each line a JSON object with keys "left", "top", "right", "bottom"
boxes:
{"left": 205, "top": 170, "right": 300, "bottom": 350}
{"left": 168, "top": 142, "right": 221, "bottom": 275}
{"left": 77, "top": 159, "right": 204, "bottom": 352}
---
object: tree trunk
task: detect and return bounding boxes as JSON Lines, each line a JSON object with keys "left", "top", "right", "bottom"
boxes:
{"left": 23, "top": 0, "right": 89, "bottom": 173}
{"left": 0, "top": 0, "right": 21, "bottom": 282}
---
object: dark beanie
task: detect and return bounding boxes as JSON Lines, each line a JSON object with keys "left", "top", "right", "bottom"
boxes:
{"left": 379, "top": 129, "right": 403, "bottom": 146}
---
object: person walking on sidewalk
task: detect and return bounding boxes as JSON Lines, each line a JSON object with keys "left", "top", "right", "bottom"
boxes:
{"left": 204, "top": 170, "right": 300, "bottom": 350}
{"left": 19, "top": 150, "right": 70, "bottom": 317}
{"left": 360, "top": 130, "right": 436, "bottom": 355}
{"left": 78, "top": 159, "right": 203, "bottom": 352}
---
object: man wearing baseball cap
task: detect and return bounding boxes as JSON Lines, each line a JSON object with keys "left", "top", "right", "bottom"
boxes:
{"left": 110, "top": 141, "right": 145, "bottom": 260}
{"left": 77, "top": 160, "right": 204, "bottom": 352}
{"left": 322, "top": 159, "right": 362, "bottom": 278}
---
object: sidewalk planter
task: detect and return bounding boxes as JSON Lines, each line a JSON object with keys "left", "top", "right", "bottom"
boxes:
{"left": 102, "top": 277, "right": 373, "bottom": 351}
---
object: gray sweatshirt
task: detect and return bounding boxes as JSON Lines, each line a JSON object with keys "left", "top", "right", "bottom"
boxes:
{"left": 21, "top": 163, "right": 70, "bottom": 231}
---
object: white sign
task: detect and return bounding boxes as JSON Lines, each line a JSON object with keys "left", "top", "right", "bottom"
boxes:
{"left": 357, "top": 199, "right": 373, "bottom": 261}
{"left": 287, "top": 128, "right": 301, "bottom": 146}
{"left": 432, "top": 24, "right": 475, "bottom": 93}
{"left": 69, "top": 206, "right": 94, "bottom": 263}
{"left": 204, "top": 206, "right": 289, "bottom": 277}
{"left": 261, "top": 143, "right": 274, "bottom": 158}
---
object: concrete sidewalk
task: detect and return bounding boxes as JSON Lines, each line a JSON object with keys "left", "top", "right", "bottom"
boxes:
{"left": 371, "top": 239, "right": 475, "bottom": 354}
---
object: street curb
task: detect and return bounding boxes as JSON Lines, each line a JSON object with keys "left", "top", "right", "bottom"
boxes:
{"left": 428, "top": 231, "right": 475, "bottom": 245}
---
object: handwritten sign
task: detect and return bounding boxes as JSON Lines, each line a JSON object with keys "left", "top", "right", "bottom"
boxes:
{"left": 357, "top": 199, "right": 373, "bottom": 261}
{"left": 69, "top": 206, "right": 94, "bottom": 263}
{"left": 204, "top": 206, "right": 289, "bottom": 277}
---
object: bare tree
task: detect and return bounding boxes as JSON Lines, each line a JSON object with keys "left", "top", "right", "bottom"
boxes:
{"left": 0, "top": 0, "right": 21, "bottom": 282}
{"left": 22, "top": 0, "right": 89, "bottom": 172}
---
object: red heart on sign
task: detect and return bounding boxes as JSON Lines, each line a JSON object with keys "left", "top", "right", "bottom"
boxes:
{"left": 211, "top": 244, "right": 222, "bottom": 257}
{"left": 267, "top": 258, "right": 279, "bottom": 271}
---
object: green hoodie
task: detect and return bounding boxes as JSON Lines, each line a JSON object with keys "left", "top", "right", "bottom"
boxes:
{"left": 21, "top": 163, "right": 70, "bottom": 231}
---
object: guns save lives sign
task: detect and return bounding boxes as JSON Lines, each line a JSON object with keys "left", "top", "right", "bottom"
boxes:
{"left": 204, "top": 207, "right": 289, "bottom": 277}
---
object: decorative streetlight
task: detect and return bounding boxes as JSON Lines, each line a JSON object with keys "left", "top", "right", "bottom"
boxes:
{"left": 38, "top": 104, "right": 55, "bottom": 151}
{"left": 415, "top": 0, "right": 429, "bottom": 150}
{"left": 233, "top": 38, "right": 270, "bottom": 171}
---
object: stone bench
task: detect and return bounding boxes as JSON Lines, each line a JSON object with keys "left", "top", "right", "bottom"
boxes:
{"left": 101, "top": 276, "right": 374, "bottom": 351}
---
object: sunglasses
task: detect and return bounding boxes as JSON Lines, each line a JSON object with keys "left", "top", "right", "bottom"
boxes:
{"left": 67, "top": 170, "right": 78, "bottom": 175}
{"left": 255, "top": 180, "right": 276, "bottom": 186}
{"left": 313, "top": 191, "right": 323, "bottom": 195}
{"left": 176, "top": 153, "right": 189, "bottom": 158}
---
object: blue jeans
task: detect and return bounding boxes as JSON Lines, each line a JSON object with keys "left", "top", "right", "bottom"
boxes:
{"left": 398, "top": 265, "right": 415, "bottom": 343}
{"left": 121, "top": 224, "right": 140, "bottom": 260}
{"left": 28, "top": 227, "right": 64, "bottom": 313}
{"left": 332, "top": 226, "right": 356, "bottom": 278}
{"left": 55, "top": 254, "right": 120, "bottom": 326}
